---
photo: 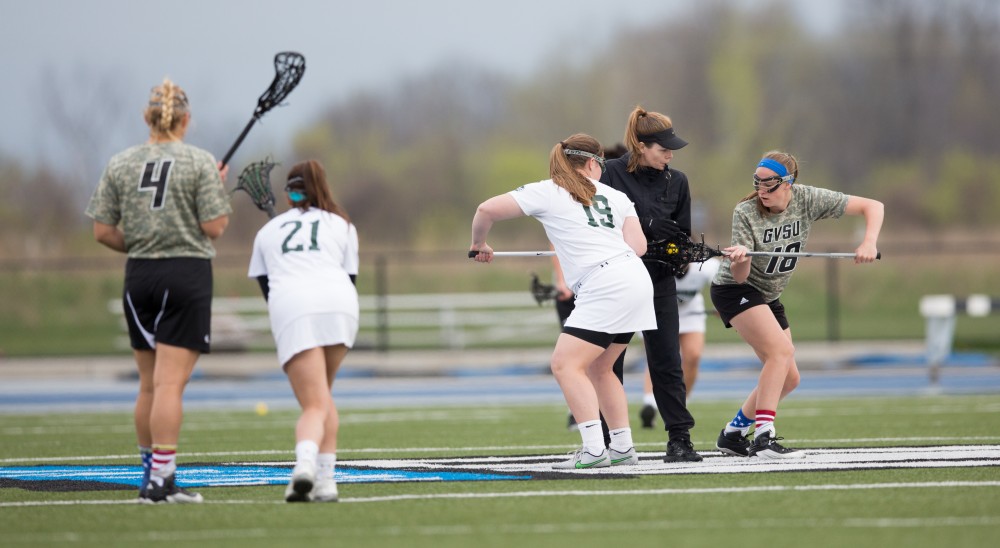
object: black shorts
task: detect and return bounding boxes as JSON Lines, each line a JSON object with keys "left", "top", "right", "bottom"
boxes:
{"left": 123, "top": 258, "right": 213, "bottom": 353}
{"left": 562, "top": 327, "right": 634, "bottom": 349}
{"left": 710, "top": 284, "right": 789, "bottom": 330}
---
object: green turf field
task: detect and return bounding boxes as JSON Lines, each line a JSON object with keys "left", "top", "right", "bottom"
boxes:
{"left": 2, "top": 395, "right": 999, "bottom": 547}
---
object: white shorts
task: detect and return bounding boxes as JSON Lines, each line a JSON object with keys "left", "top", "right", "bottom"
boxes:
{"left": 565, "top": 253, "right": 656, "bottom": 334}
{"left": 678, "top": 301, "right": 707, "bottom": 334}
{"left": 274, "top": 312, "right": 358, "bottom": 367}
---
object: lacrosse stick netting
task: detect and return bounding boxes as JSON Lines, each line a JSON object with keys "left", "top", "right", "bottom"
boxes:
{"left": 234, "top": 159, "right": 278, "bottom": 218}
{"left": 220, "top": 52, "right": 306, "bottom": 166}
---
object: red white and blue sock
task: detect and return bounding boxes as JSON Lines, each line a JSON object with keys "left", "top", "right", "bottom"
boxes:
{"left": 149, "top": 444, "right": 177, "bottom": 485}
{"left": 724, "top": 408, "right": 754, "bottom": 436}
{"left": 755, "top": 410, "right": 776, "bottom": 438}
{"left": 139, "top": 446, "right": 152, "bottom": 491}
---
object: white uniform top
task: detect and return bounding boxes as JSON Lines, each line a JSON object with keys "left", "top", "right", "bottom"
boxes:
{"left": 676, "top": 258, "right": 720, "bottom": 334}
{"left": 509, "top": 179, "right": 656, "bottom": 334}
{"left": 509, "top": 179, "right": 638, "bottom": 290}
{"left": 248, "top": 207, "right": 360, "bottom": 344}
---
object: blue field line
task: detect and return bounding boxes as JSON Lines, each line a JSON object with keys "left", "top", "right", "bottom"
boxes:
{"left": 0, "top": 465, "right": 530, "bottom": 488}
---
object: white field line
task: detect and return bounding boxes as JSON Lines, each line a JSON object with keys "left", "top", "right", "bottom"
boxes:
{"left": 4, "top": 437, "right": 1000, "bottom": 464}
{"left": 7, "top": 516, "right": 1000, "bottom": 544}
{"left": 2, "top": 481, "right": 1000, "bottom": 510}
{"left": 0, "top": 409, "right": 514, "bottom": 436}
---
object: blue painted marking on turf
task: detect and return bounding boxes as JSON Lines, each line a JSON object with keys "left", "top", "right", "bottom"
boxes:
{"left": 0, "top": 465, "right": 529, "bottom": 487}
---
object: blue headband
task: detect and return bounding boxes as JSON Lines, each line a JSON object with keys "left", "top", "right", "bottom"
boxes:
{"left": 757, "top": 158, "right": 788, "bottom": 177}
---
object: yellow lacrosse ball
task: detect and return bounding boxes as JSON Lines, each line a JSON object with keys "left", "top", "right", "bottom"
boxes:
{"left": 255, "top": 402, "right": 269, "bottom": 416}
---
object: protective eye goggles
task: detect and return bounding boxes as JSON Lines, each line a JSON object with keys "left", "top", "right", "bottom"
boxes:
{"left": 752, "top": 173, "right": 794, "bottom": 192}
{"left": 564, "top": 149, "right": 606, "bottom": 174}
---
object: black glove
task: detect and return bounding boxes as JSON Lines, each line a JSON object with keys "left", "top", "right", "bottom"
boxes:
{"left": 639, "top": 217, "right": 687, "bottom": 243}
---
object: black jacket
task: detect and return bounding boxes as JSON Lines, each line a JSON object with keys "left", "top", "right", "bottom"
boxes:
{"left": 601, "top": 152, "right": 692, "bottom": 293}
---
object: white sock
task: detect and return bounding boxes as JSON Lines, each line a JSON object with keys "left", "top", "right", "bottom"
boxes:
{"left": 295, "top": 440, "right": 319, "bottom": 467}
{"left": 317, "top": 453, "right": 336, "bottom": 481}
{"left": 724, "top": 424, "right": 752, "bottom": 436}
{"left": 755, "top": 422, "right": 775, "bottom": 438}
{"left": 608, "top": 427, "right": 633, "bottom": 452}
{"left": 643, "top": 393, "right": 656, "bottom": 407}
{"left": 577, "top": 420, "right": 605, "bottom": 454}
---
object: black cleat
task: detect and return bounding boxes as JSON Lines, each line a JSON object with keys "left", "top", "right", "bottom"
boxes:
{"left": 747, "top": 431, "right": 805, "bottom": 460}
{"left": 639, "top": 404, "right": 656, "bottom": 429}
{"left": 567, "top": 412, "right": 578, "bottom": 432}
{"left": 142, "top": 473, "right": 203, "bottom": 504}
{"left": 716, "top": 428, "right": 751, "bottom": 457}
{"left": 664, "top": 437, "right": 703, "bottom": 462}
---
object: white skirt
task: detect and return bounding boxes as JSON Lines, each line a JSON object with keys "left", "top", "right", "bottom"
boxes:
{"left": 678, "top": 297, "right": 708, "bottom": 334}
{"left": 565, "top": 253, "right": 656, "bottom": 334}
{"left": 274, "top": 312, "right": 358, "bottom": 367}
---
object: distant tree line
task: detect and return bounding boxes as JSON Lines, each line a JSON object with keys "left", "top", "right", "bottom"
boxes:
{"left": 1, "top": 0, "right": 997, "bottom": 258}
{"left": 296, "top": 0, "right": 999, "bottom": 249}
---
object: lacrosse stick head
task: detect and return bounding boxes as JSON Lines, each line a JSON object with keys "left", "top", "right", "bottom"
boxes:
{"left": 530, "top": 273, "right": 558, "bottom": 306}
{"left": 644, "top": 234, "right": 723, "bottom": 275}
{"left": 234, "top": 158, "right": 278, "bottom": 218}
{"left": 253, "top": 52, "right": 306, "bottom": 118}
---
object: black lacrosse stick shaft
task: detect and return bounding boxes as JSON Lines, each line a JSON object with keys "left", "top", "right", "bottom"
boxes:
{"left": 220, "top": 118, "right": 257, "bottom": 167}
{"left": 220, "top": 51, "right": 305, "bottom": 168}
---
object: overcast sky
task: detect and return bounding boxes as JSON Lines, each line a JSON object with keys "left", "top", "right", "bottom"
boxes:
{"left": 0, "top": 0, "right": 840, "bottom": 174}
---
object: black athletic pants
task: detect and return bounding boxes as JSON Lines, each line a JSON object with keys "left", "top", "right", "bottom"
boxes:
{"left": 611, "top": 292, "right": 695, "bottom": 441}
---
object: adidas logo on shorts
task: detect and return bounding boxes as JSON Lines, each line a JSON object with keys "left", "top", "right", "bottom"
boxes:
{"left": 739, "top": 297, "right": 750, "bottom": 305}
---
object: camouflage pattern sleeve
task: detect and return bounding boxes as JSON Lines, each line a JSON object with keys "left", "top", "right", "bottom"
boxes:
{"left": 730, "top": 205, "right": 756, "bottom": 248}
{"left": 85, "top": 162, "right": 122, "bottom": 226}
{"left": 192, "top": 149, "right": 232, "bottom": 222}
{"left": 804, "top": 185, "right": 848, "bottom": 221}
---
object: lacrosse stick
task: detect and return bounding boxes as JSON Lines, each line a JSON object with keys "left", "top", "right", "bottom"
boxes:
{"left": 470, "top": 237, "right": 880, "bottom": 274}
{"left": 645, "top": 239, "right": 881, "bottom": 261}
{"left": 220, "top": 51, "right": 306, "bottom": 167}
{"left": 530, "top": 273, "right": 558, "bottom": 305}
{"left": 234, "top": 158, "right": 278, "bottom": 218}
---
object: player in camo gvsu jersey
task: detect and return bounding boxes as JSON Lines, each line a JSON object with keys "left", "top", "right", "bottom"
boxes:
{"left": 711, "top": 150, "right": 883, "bottom": 460}
{"left": 85, "top": 78, "right": 231, "bottom": 504}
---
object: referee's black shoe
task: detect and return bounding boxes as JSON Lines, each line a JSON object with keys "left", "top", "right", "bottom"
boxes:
{"left": 664, "top": 437, "right": 703, "bottom": 462}
{"left": 639, "top": 404, "right": 657, "bottom": 429}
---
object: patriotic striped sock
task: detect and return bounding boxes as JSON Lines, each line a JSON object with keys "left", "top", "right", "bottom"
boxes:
{"left": 755, "top": 410, "right": 776, "bottom": 437}
{"left": 150, "top": 445, "right": 178, "bottom": 484}
{"left": 139, "top": 446, "right": 152, "bottom": 490}
{"left": 724, "top": 408, "right": 754, "bottom": 435}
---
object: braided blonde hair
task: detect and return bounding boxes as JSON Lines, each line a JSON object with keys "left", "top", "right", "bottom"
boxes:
{"left": 144, "top": 78, "right": 190, "bottom": 140}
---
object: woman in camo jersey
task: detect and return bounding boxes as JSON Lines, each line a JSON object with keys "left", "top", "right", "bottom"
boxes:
{"left": 85, "top": 78, "right": 231, "bottom": 503}
{"left": 711, "top": 150, "right": 883, "bottom": 460}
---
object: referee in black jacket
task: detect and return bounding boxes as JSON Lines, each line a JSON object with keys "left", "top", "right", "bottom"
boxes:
{"left": 600, "top": 105, "right": 702, "bottom": 462}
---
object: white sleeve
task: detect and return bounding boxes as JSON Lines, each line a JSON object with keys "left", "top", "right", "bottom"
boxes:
{"left": 507, "top": 181, "right": 548, "bottom": 217}
{"left": 344, "top": 224, "right": 360, "bottom": 276}
{"left": 247, "top": 230, "right": 268, "bottom": 278}
{"left": 604, "top": 185, "right": 638, "bottom": 220}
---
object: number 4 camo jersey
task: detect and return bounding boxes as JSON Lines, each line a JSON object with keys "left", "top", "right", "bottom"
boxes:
{"left": 85, "top": 142, "right": 231, "bottom": 259}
